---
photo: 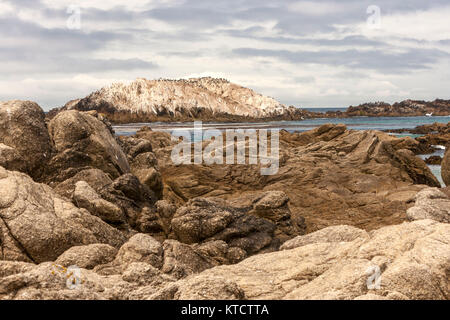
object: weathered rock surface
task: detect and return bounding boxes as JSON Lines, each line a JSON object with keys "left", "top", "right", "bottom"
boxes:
{"left": 54, "top": 77, "right": 293, "bottom": 122}
{"left": 99, "top": 174, "right": 162, "bottom": 236}
{"left": 280, "top": 225, "right": 367, "bottom": 250}
{"left": 425, "top": 156, "right": 442, "bottom": 165}
{"left": 171, "top": 192, "right": 303, "bottom": 255}
{"left": 442, "top": 146, "right": 450, "bottom": 186}
{"left": 0, "top": 232, "right": 249, "bottom": 299}
{"left": 155, "top": 124, "right": 438, "bottom": 232}
{"left": 73, "top": 181, "right": 125, "bottom": 225}
{"left": 0, "top": 167, "right": 126, "bottom": 263}
{"left": 55, "top": 244, "right": 118, "bottom": 269}
{"left": 119, "top": 135, "right": 163, "bottom": 199}
{"left": 1, "top": 192, "right": 449, "bottom": 300}
{"left": 407, "top": 188, "right": 450, "bottom": 223}
{"left": 0, "top": 100, "right": 52, "bottom": 179}
{"left": 156, "top": 219, "right": 449, "bottom": 300}
{"left": 53, "top": 168, "right": 113, "bottom": 199}
{"left": 161, "top": 240, "right": 218, "bottom": 279}
{"left": 46, "top": 110, "right": 130, "bottom": 184}
{"left": 0, "top": 143, "right": 26, "bottom": 173}
{"left": 114, "top": 234, "right": 164, "bottom": 270}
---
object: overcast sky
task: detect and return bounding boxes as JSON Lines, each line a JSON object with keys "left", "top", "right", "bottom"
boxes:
{"left": 1, "top": 0, "right": 450, "bottom": 110}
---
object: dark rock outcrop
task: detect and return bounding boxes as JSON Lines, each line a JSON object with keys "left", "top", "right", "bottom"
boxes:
{"left": 442, "top": 146, "right": 450, "bottom": 186}
{"left": 425, "top": 156, "right": 442, "bottom": 165}
{"left": 347, "top": 99, "right": 450, "bottom": 117}
{"left": 171, "top": 192, "right": 305, "bottom": 256}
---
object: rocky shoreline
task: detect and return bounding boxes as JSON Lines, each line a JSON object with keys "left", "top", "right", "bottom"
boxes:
{"left": 1, "top": 100, "right": 449, "bottom": 300}
{"left": 386, "top": 122, "right": 450, "bottom": 165}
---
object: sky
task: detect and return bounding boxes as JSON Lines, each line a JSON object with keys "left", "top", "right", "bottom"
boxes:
{"left": 0, "top": 0, "right": 450, "bottom": 110}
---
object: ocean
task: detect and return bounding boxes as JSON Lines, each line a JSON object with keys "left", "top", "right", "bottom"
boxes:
{"left": 114, "top": 115, "right": 450, "bottom": 136}
{"left": 303, "top": 107, "right": 347, "bottom": 113}
{"left": 113, "top": 115, "right": 449, "bottom": 186}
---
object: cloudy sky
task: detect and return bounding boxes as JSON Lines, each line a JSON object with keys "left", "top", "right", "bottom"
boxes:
{"left": 1, "top": 0, "right": 450, "bottom": 110}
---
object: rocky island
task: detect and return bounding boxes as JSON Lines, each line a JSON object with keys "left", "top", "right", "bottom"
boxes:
{"left": 49, "top": 77, "right": 311, "bottom": 123}
{"left": 346, "top": 100, "right": 450, "bottom": 117}
{"left": 47, "top": 77, "right": 450, "bottom": 123}
{"left": 1, "top": 100, "right": 449, "bottom": 300}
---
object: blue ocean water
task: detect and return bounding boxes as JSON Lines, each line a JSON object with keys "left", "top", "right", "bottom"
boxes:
{"left": 418, "top": 146, "right": 446, "bottom": 186}
{"left": 114, "top": 115, "right": 450, "bottom": 136}
{"left": 303, "top": 107, "right": 347, "bottom": 113}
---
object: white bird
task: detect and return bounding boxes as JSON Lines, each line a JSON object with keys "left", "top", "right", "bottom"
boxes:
{"left": 425, "top": 113, "right": 433, "bottom": 117}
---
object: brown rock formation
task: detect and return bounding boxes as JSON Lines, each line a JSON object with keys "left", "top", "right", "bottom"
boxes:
{"left": 425, "top": 156, "right": 442, "bottom": 165}
{"left": 46, "top": 110, "right": 130, "bottom": 184}
{"left": 151, "top": 124, "right": 439, "bottom": 233}
{"left": 0, "top": 167, "right": 126, "bottom": 263}
{"left": 158, "top": 219, "right": 449, "bottom": 300}
{"left": 1, "top": 103, "right": 449, "bottom": 301}
{"left": 170, "top": 192, "right": 303, "bottom": 256}
{"left": 442, "top": 146, "right": 450, "bottom": 186}
{"left": 0, "top": 100, "right": 52, "bottom": 179}
{"left": 2, "top": 217, "right": 447, "bottom": 300}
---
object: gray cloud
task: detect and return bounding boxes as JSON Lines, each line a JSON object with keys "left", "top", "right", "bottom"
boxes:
{"left": 232, "top": 47, "right": 450, "bottom": 73}
{"left": 0, "top": 0, "right": 449, "bottom": 108}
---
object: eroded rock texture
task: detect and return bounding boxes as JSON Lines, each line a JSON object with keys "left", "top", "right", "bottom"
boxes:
{"left": 0, "top": 102, "right": 448, "bottom": 301}
{"left": 154, "top": 124, "right": 439, "bottom": 232}
{"left": 0, "top": 100, "right": 52, "bottom": 179}
{"left": 46, "top": 110, "right": 130, "bottom": 184}
{"left": 0, "top": 167, "right": 126, "bottom": 263}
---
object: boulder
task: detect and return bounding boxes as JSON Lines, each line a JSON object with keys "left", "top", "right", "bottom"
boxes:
{"left": 249, "top": 191, "right": 306, "bottom": 241}
{"left": 0, "top": 167, "right": 126, "bottom": 263}
{"left": 100, "top": 174, "right": 162, "bottom": 235}
{"left": 53, "top": 168, "right": 113, "bottom": 199}
{"left": 406, "top": 188, "right": 450, "bottom": 223}
{"left": 55, "top": 244, "right": 118, "bottom": 269}
{"left": 114, "top": 234, "right": 163, "bottom": 270}
{"left": 73, "top": 181, "right": 125, "bottom": 225}
{"left": 119, "top": 135, "right": 164, "bottom": 199}
{"left": 0, "top": 100, "right": 52, "bottom": 179}
{"left": 155, "top": 200, "right": 177, "bottom": 235}
{"left": 442, "top": 146, "right": 450, "bottom": 186}
{"left": 118, "top": 136, "right": 153, "bottom": 158}
{"left": 46, "top": 110, "right": 130, "bottom": 183}
{"left": 1, "top": 219, "right": 448, "bottom": 300}
{"left": 170, "top": 194, "right": 301, "bottom": 256}
{"left": 0, "top": 143, "right": 26, "bottom": 173}
{"left": 161, "top": 240, "right": 217, "bottom": 279}
{"left": 133, "top": 166, "right": 163, "bottom": 200}
{"left": 121, "top": 262, "right": 174, "bottom": 287}
{"left": 154, "top": 219, "right": 449, "bottom": 300}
